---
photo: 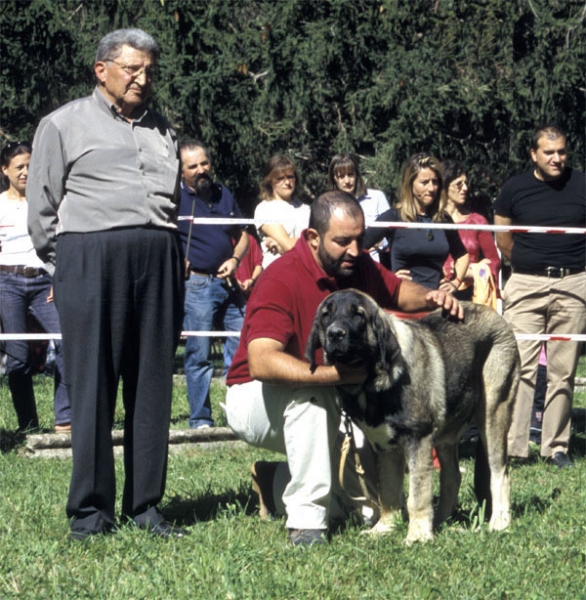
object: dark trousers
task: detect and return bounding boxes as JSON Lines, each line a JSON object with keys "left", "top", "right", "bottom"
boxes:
{"left": 54, "top": 228, "right": 184, "bottom": 530}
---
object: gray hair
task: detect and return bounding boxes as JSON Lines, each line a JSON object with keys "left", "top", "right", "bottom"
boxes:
{"left": 95, "top": 28, "right": 159, "bottom": 63}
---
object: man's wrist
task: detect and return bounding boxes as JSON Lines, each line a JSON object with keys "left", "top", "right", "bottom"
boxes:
{"left": 231, "top": 255, "right": 241, "bottom": 265}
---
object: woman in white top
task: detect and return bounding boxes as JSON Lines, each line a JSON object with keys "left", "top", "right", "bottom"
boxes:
{"left": 254, "top": 155, "right": 310, "bottom": 268}
{"left": 327, "top": 153, "right": 390, "bottom": 263}
{"left": 0, "top": 141, "right": 71, "bottom": 432}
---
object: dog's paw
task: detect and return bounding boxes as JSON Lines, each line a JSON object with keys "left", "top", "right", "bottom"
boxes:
{"left": 362, "top": 519, "right": 396, "bottom": 536}
{"left": 488, "top": 511, "right": 510, "bottom": 532}
{"left": 405, "top": 521, "right": 434, "bottom": 545}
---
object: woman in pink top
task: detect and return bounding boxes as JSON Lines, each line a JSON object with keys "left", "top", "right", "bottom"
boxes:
{"left": 442, "top": 160, "right": 501, "bottom": 301}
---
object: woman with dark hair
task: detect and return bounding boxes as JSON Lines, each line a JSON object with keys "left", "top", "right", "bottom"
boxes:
{"left": 363, "top": 152, "right": 468, "bottom": 291}
{"left": 254, "top": 154, "right": 310, "bottom": 267}
{"left": 328, "top": 153, "right": 390, "bottom": 262}
{"left": 0, "top": 141, "right": 70, "bottom": 431}
{"left": 441, "top": 160, "right": 501, "bottom": 302}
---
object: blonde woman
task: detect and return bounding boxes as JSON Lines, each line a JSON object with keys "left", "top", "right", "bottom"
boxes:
{"left": 363, "top": 153, "right": 469, "bottom": 291}
{"left": 254, "top": 155, "right": 310, "bottom": 268}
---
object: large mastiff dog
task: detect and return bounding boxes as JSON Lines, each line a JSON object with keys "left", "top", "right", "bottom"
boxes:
{"left": 306, "top": 290, "right": 520, "bottom": 544}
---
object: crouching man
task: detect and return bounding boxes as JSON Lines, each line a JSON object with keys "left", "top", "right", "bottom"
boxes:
{"left": 225, "top": 190, "right": 462, "bottom": 546}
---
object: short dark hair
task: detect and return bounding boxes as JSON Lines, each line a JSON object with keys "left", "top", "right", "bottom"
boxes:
{"left": 95, "top": 28, "right": 159, "bottom": 63}
{"left": 309, "top": 190, "right": 364, "bottom": 236}
{"left": 530, "top": 123, "right": 566, "bottom": 151}
{"left": 179, "top": 138, "right": 210, "bottom": 161}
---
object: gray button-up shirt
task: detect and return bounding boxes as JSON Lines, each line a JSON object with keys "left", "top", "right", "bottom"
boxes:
{"left": 27, "top": 87, "right": 180, "bottom": 271}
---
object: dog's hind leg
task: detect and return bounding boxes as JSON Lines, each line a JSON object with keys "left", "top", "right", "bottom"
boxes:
{"left": 482, "top": 401, "right": 512, "bottom": 531}
{"left": 369, "top": 449, "right": 405, "bottom": 535}
{"left": 478, "top": 343, "right": 519, "bottom": 532}
{"left": 435, "top": 443, "right": 461, "bottom": 527}
{"left": 405, "top": 436, "right": 435, "bottom": 544}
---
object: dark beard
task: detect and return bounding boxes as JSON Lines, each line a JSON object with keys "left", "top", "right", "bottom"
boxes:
{"left": 317, "top": 242, "right": 355, "bottom": 279}
{"left": 195, "top": 172, "right": 214, "bottom": 196}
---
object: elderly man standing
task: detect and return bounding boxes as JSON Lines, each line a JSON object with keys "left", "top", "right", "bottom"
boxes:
{"left": 178, "top": 140, "right": 248, "bottom": 429}
{"left": 494, "top": 123, "right": 586, "bottom": 468}
{"left": 27, "top": 29, "right": 186, "bottom": 540}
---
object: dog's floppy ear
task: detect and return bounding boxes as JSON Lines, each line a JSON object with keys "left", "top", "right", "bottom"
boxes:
{"left": 305, "top": 305, "right": 325, "bottom": 373}
{"left": 371, "top": 306, "right": 404, "bottom": 385}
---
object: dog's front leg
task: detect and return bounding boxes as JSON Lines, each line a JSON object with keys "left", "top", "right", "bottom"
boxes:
{"left": 435, "top": 443, "right": 461, "bottom": 526}
{"left": 405, "top": 436, "right": 435, "bottom": 544}
{"left": 369, "top": 448, "right": 405, "bottom": 535}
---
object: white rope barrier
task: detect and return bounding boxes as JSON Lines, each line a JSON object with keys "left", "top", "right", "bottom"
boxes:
{"left": 179, "top": 216, "right": 586, "bottom": 235}
{"left": 2, "top": 332, "right": 585, "bottom": 342}
{"left": 2, "top": 219, "right": 583, "bottom": 345}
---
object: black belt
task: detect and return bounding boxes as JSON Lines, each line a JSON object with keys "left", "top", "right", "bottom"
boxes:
{"left": 0, "top": 265, "right": 46, "bottom": 278}
{"left": 513, "top": 266, "right": 584, "bottom": 278}
{"left": 189, "top": 268, "right": 213, "bottom": 277}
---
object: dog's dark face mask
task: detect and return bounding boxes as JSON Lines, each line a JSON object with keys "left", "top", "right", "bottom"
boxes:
{"left": 306, "top": 290, "right": 404, "bottom": 386}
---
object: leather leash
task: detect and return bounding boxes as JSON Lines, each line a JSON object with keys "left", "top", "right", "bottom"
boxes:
{"left": 339, "top": 412, "right": 380, "bottom": 510}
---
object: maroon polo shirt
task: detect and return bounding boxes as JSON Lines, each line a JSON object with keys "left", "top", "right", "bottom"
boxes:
{"left": 226, "top": 230, "right": 402, "bottom": 385}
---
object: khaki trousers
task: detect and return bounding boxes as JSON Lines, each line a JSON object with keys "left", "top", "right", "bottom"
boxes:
{"left": 503, "top": 271, "right": 586, "bottom": 458}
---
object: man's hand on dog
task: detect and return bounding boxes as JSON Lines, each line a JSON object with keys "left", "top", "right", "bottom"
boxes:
{"left": 425, "top": 289, "right": 464, "bottom": 320}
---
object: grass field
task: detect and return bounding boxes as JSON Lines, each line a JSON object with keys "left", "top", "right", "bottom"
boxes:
{"left": 0, "top": 355, "right": 584, "bottom": 599}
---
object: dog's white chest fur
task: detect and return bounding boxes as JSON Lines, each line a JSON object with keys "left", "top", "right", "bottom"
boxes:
{"left": 356, "top": 418, "right": 399, "bottom": 451}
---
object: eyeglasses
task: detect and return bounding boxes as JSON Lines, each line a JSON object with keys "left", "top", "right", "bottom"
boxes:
{"left": 449, "top": 179, "right": 468, "bottom": 190}
{"left": 415, "top": 156, "right": 435, "bottom": 168}
{"left": 108, "top": 60, "right": 157, "bottom": 80}
{"left": 4, "top": 141, "right": 31, "bottom": 151}
{"left": 1, "top": 140, "right": 32, "bottom": 162}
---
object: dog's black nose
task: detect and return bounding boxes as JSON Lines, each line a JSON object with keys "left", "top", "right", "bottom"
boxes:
{"left": 327, "top": 326, "right": 346, "bottom": 343}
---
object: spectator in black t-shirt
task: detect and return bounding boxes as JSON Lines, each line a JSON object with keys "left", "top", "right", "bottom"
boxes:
{"left": 494, "top": 123, "right": 585, "bottom": 469}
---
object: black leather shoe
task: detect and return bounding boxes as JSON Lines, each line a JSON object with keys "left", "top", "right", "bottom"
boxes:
{"left": 136, "top": 519, "right": 188, "bottom": 538}
{"left": 547, "top": 452, "right": 574, "bottom": 469}
{"left": 70, "top": 520, "right": 114, "bottom": 541}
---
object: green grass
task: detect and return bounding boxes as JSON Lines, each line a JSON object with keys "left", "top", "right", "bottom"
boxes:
{"left": 0, "top": 357, "right": 584, "bottom": 599}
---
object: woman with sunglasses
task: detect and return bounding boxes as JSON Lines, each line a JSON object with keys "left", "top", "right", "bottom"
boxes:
{"left": 363, "top": 152, "right": 468, "bottom": 291}
{"left": 441, "top": 160, "right": 501, "bottom": 301}
{"left": 254, "top": 155, "right": 310, "bottom": 268}
{"left": 0, "top": 141, "right": 71, "bottom": 432}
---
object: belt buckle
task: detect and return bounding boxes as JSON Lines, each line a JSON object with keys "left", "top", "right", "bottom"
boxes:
{"left": 545, "top": 266, "right": 564, "bottom": 278}
{"left": 23, "top": 266, "right": 37, "bottom": 278}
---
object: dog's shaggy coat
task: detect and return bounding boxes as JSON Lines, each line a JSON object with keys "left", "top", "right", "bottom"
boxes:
{"left": 306, "top": 290, "right": 520, "bottom": 543}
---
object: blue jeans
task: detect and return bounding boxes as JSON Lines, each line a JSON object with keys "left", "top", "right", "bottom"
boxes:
{"left": 183, "top": 273, "right": 245, "bottom": 428}
{"left": 0, "top": 270, "right": 71, "bottom": 428}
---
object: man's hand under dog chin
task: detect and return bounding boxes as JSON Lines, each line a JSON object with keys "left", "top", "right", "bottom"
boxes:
{"left": 424, "top": 289, "right": 464, "bottom": 320}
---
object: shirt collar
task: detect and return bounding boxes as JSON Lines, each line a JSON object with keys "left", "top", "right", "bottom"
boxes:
{"left": 92, "top": 86, "right": 148, "bottom": 122}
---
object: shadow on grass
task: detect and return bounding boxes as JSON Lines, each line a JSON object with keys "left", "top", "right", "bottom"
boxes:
{"left": 162, "top": 482, "right": 257, "bottom": 526}
{"left": 0, "top": 428, "right": 28, "bottom": 453}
